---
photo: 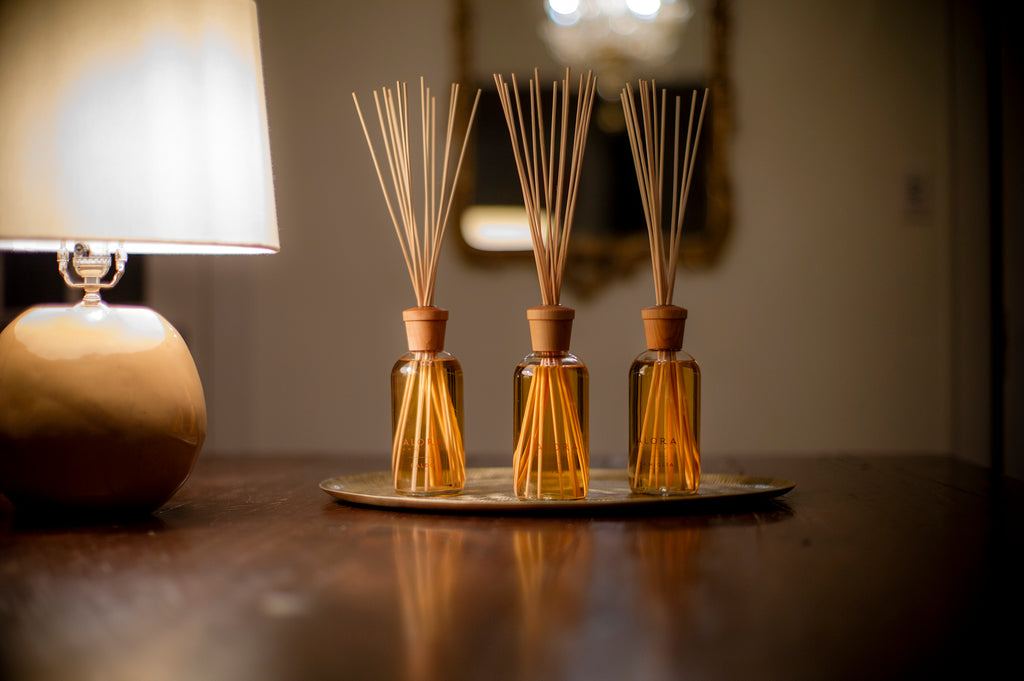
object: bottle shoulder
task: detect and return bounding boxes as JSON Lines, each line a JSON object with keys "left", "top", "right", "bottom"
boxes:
{"left": 631, "top": 349, "right": 699, "bottom": 365}
{"left": 392, "top": 351, "right": 462, "bottom": 375}
{"left": 395, "top": 350, "right": 458, "bottom": 361}
{"left": 517, "top": 351, "right": 587, "bottom": 367}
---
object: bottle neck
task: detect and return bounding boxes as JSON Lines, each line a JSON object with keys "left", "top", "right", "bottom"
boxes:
{"left": 410, "top": 350, "right": 446, "bottom": 361}
{"left": 534, "top": 350, "right": 568, "bottom": 357}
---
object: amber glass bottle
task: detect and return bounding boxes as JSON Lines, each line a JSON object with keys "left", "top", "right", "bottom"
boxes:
{"left": 628, "top": 305, "right": 700, "bottom": 494}
{"left": 512, "top": 306, "right": 589, "bottom": 500}
{"left": 391, "top": 307, "right": 465, "bottom": 495}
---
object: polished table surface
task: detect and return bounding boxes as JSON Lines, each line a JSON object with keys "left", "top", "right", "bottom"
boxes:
{"left": 1, "top": 453, "right": 1021, "bottom": 681}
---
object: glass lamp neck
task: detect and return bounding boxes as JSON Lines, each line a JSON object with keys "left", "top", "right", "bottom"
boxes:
{"left": 58, "top": 242, "right": 127, "bottom": 306}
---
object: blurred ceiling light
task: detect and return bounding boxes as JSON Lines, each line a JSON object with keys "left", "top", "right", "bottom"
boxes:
{"left": 541, "top": 0, "right": 693, "bottom": 97}
{"left": 461, "top": 206, "right": 538, "bottom": 252}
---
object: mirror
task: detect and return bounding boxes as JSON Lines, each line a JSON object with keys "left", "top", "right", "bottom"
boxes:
{"left": 452, "top": 0, "right": 732, "bottom": 297}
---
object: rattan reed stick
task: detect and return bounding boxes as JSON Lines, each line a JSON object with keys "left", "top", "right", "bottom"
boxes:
{"left": 620, "top": 82, "right": 707, "bottom": 306}
{"left": 493, "top": 68, "right": 596, "bottom": 306}
{"left": 353, "top": 79, "right": 481, "bottom": 307}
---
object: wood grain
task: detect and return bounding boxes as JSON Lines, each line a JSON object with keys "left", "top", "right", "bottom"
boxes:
{"left": 1, "top": 454, "right": 1020, "bottom": 681}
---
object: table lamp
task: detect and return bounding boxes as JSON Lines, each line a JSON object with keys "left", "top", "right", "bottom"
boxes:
{"left": 0, "top": 0, "right": 278, "bottom": 516}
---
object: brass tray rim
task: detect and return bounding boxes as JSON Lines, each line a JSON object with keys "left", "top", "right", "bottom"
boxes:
{"left": 320, "top": 467, "right": 795, "bottom": 514}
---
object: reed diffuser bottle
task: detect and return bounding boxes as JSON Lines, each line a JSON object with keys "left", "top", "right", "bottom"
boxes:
{"left": 513, "top": 305, "right": 589, "bottom": 500}
{"left": 353, "top": 78, "right": 481, "bottom": 495}
{"left": 392, "top": 307, "right": 465, "bottom": 495}
{"left": 620, "top": 81, "right": 708, "bottom": 495}
{"left": 494, "top": 68, "right": 597, "bottom": 500}
{"left": 629, "top": 305, "right": 700, "bottom": 494}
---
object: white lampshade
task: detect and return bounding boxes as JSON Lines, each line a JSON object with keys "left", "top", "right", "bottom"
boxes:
{"left": 0, "top": 0, "right": 279, "bottom": 254}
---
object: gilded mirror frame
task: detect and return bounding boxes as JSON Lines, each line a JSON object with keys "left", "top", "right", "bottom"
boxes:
{"left": 451, "top": 0, "right": 732, "bottom": 298}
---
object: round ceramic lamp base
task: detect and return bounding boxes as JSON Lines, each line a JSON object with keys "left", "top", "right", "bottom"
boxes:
{"left": 0, "top": 303, "right": 207, "bottom": 516}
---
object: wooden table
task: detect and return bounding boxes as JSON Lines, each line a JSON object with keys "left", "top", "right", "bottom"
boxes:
{"left": 1, "top": 454, "right": 1021, "bottom": 681}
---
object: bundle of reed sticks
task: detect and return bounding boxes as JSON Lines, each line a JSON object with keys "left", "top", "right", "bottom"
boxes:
{"left": 621, "top": 81, "right": 708, "bottom": 306}
{"left": 621, "top": 81, "right": 708, "bottom": 494}
{"left": 512, "top": 347, "right": 589, "bottom": 498}
{"left": 390, "top": 340, "right": 464, "bottom": 492}
{"left": 353, "top": 79, "right": 480, "bottom": 494}
{"left": 353, "top": 79, "right": 481, "bottom": 308}
{"left": 495, "top": 68, "right": 597, "bottom": 500}
{"left": 632, "top": 344, "right": 700, "bottom": 491}
{"left": 493, "top": 68, "right": 597, "bottom": 306}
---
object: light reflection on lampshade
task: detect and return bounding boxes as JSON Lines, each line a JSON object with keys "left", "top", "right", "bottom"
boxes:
{"left": 0, "top": 0, "right": 279, "bottom": 253}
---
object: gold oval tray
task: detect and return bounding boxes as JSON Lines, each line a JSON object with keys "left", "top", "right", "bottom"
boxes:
{"left": 320, "top": 467, "right": 794, "bottom": 514}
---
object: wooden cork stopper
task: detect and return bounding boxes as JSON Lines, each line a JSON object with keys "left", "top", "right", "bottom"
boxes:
{"left": 403, "top": 307, "right": 448, "bottom": 352}
{"left": 641, "top": 305, "right": 687, "bottom": 351}
{"left": 527, "top": 305, "right": 575, "bottom": 353}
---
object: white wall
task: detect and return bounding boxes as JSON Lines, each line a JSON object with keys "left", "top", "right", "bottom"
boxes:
{"left": 150, "top": 0, "right": 979, "bottom": 464}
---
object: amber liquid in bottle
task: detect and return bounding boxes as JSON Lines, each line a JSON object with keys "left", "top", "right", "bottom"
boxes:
{"left": 391, "top": 351, "right": 465, "bottom": 495}
{"left": 628, "top": 350, "right": 700, "bottom": 494}
{"left": 513, "top": 352, "right": 589, "bottom": 500}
